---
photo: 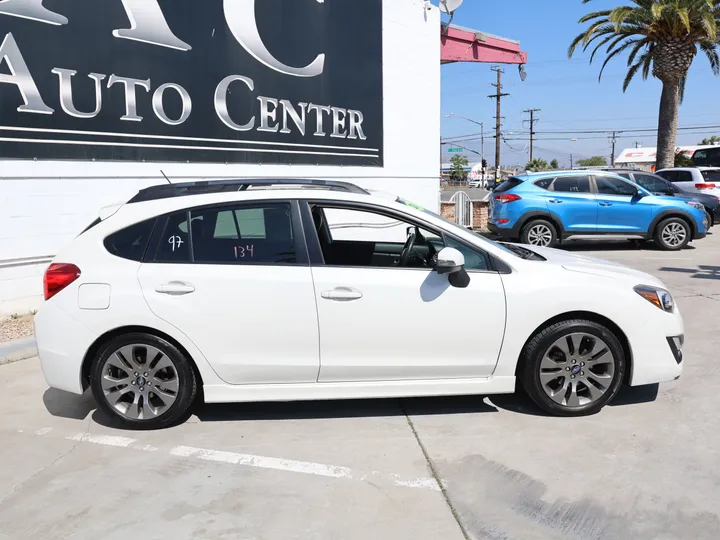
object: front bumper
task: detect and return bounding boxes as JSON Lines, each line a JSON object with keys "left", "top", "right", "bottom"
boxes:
{"left": 628, "top": 309, "right": 684, "bottom": 386}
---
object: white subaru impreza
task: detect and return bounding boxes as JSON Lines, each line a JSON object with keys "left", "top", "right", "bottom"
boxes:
{"left": 35, "top": 179, "right": 684, "bottom": 429}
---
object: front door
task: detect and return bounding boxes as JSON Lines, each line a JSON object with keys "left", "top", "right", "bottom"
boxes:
{"left": 137, "top": 201, "right": 320, "bottom": 385}
{"left": 593, "top": 175, "right": 651, "bottom": 232}
{"left": 306, "top": 203, "right": 507, "bottom": 382}
{"left": 547, "top": 175, "right": 597, "bottom": 232}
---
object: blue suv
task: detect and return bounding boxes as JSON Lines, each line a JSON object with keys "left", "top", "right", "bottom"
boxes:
{"left": 488, "top": 171, "right": 708, "bottom": 251}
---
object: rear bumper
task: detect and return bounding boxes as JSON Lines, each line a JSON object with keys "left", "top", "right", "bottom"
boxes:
{"left": 487, "top": 222, "right": 519, "bottom": 239}
{"left": 34, "top": 301, "right": 98, "bottom": 395}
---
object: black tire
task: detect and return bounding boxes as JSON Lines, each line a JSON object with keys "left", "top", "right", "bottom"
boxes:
{"left": 90, "top": 333, "right": 197, "bottom": 430}
{"left": 520, "top": 219, "right": 558, "bottom": 248}
{"left": 653, "top": 217, "right": 690, "bottom": 251}
{"left": 706, "top": 211, "right": 713, "bottom": 229}
{"left": 519, "top": 319, "right": 626, "bottom": 417}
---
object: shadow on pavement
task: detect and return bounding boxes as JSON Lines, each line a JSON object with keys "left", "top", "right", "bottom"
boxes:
{"left": 192, "top": 394, "right": 499, "bottom": 423}
{"left": 660, "top": 265, "right": 720, "bottom": 280}
{"left": 43, "top": 388, "right": 96, "bottom": 420}
{"left": 46, "top": 385, "right": 658, "bottom": 429}
{"left": 609, "top": 383, "right": 659, "bottom": 406}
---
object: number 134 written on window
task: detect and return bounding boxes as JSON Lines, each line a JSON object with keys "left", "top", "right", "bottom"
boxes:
{"left": 235, "top": 245, "right": 255, "bottom": 259}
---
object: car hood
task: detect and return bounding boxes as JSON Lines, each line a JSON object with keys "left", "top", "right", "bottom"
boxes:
{"left": 519, "top": 245, "right": 665, "bottom": 287}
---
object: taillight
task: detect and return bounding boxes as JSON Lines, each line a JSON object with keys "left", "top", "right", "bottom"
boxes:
{"left": 695, "top": 183, "right": 716, "bottom": 189}
{"left": 44, "top": 263, "right": 81, "bottom": 300}
{"left": 494, "top": 193, "right": 522, "bottom": 204}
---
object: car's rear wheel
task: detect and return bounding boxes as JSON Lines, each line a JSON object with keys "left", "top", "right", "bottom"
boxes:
{"left": 521, "top": 219, "right": 558, "bottom": 248}
{"left": 90, "top": 333, "right": 197, "bottom": 430}
{"left": 654, "top": 217, "right": 690, "bottom": 251}
{"left": 519, "top": 319, "right": 626, "bottom": 416}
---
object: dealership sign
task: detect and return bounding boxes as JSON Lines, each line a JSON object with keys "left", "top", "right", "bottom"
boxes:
{"left": 0, "top": 0, "right": 383, "bottom": 166}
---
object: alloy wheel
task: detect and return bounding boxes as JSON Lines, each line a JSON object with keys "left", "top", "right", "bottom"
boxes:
{"left": 538, "top": 333, "right": 615, "bottom": 407}
{"left": 101, "top": 344, "right": 179, "bottom": 420}
{"left": 527, "top": 224, "right": 553, "bottom": 246}
{"left": 661, "top": 222, "right": 687, "bottom": 248}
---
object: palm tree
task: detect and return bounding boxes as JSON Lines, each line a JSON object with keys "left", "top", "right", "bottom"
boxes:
{"left": 526, "top": 158, "right": 550, "bottom": 171}
{"left": 569, "top": 0, "right": 720, "bottom": 170}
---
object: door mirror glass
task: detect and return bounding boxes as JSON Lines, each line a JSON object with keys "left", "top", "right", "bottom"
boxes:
{"left": 436, "top": 247, "right": 465, "bottom": 275}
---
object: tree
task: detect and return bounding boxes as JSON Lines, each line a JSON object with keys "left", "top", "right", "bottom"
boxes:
{"left": 550, "top": 159, "right": 560, "bottom": 169}
{"left": 700, "top": 135, "right": 720, "bottom": 145}
{"left": 576, "top": 156, "right": 608, "bottom": 167}
{"left": 449, "top": 154, "right": 469, "bottom": 182}
{"left": 525, "top": 158, "right": 550, "bottom": 171}
{"left": 569, "top": 0, "right": 720, "bottom": 170}
{"left": 675, "top": 149, "right": 694, "bottom": 166}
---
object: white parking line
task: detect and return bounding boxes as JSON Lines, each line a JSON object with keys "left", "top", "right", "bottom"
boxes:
{"left": 170, "top": 445, "right": 357, "bottom": 480}
{"left": 32, "top": 430, "right": 439, "bottom": 491}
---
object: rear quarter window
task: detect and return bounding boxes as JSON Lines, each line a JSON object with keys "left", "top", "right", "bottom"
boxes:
{"left": 104, "top": 219, "right": 156, "bottom": 262}
{"left": 494, "top": 177, "right": 524, "bottom": 193}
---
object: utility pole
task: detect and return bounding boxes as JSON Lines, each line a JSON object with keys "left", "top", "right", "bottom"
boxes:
{"left": 489, "top": 67, "right": 509, "bottom": 185}
{"left": 570, "top": 153, "right": 573, "bottom": 169}
{"left": 523, "top": 108, "right": 541, "bottom": 162}
{"left": 634, "top": 141, "right": 642, "bottom": 148}
{"left": 610, "top": 130, "right": 618, "bottom": 167}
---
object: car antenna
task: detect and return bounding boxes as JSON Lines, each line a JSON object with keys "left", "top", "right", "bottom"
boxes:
{"left": 160, "top": 170, "right": 172, "bottom": 184}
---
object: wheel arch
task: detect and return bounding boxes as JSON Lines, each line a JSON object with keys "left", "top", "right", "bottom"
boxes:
{"left": 517, "top": 211, "right": 565, "bottom": 238}
{"left": 81, "top": 325, "right": 205, "bottom": 393}
{"left": 515, "top": 311, "right": 633, "bottom": 385}
{"left": 648, "top": 210, "right": 698, "bottom": 239}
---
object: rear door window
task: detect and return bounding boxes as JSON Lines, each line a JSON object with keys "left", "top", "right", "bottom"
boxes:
{"left": 677, "top": 171, "right": 694, "bottom": 183}
{"left": 104, "top": 219, "right": 156, "bottom": 262}
{"left": 551, "top": 175, "right": 591, "bottom": 193}
{"left": 655, "top": 170, "right": 677, "bottom": 182}
{"left": 191, "top": 203, "right": 297, "bottom": 264}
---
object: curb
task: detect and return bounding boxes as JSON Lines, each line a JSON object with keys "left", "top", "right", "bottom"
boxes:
{"left": 0, "top": 336, "right": 38, "bottom": 365}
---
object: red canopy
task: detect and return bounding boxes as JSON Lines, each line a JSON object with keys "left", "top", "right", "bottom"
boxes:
{"left": 441, "top": 24, "right": 527, "bottom": 65}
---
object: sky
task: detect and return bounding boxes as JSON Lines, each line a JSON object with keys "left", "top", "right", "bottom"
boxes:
{"left": 439, "top": 0, "right": 720, "bottom": 168}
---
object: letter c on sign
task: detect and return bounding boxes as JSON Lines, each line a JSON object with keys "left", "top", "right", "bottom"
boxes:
{"left": 223, "top": 0, "right": 325, "bottom": 78}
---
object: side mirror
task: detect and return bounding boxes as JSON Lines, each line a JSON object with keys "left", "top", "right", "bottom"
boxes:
{"left": 436, "top": 247, "right": 471, "bottom": 288}
{"left": 634, "top": 188, "right": 645, "bottom": 198}
{"left": 436, "top": 247, "right": 465, "bottom": 275}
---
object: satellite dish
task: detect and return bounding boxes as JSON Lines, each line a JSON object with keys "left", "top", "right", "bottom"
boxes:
{"left": 440, "top": 0, "right": 464, "bottom": 14}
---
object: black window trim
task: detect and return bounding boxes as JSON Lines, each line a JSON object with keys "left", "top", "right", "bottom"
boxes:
{"left": 299, "top": 200, "right": 498, "bottom": 274}
{"left": 144, "top": 199, "right": 309, "bottom": 267}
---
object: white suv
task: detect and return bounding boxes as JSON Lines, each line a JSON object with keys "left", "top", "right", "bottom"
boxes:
{"left": 655, "top": 167, "right": 720, "bottom": 198}
{"left": 35, "top": 179, "right": 685, "bottom": 429}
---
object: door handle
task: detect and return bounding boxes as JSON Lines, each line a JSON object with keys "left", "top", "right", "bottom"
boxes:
{"left": 155, "top": 282, "right": 195, "bottom": 295}
{"left": 548, "top": 199, "right": 563, "bottom": 204}
{"left": 599, "top": 202, "right": 613, "bottom": 207}
{"left": 321, "top": 287, "right": 363, "bottom": 301}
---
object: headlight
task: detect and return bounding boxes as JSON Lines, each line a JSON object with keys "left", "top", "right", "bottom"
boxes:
{"left": 634, "top": 285, "right": 674, "bottom": 312}
{"left": 686, "top": 201, "right": 704, "bottom": 210}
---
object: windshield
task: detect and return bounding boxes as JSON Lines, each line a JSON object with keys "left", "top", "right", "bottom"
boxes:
{"left": 396, "top": 198, "right": 520, "bottom": 257}
{"left": 701, "top": 170, "right": 720, "bottom": 182}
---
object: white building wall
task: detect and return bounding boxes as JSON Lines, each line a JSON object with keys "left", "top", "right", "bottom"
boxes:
{"left": 0, "top": 0, "right": 441, "bottom": 315}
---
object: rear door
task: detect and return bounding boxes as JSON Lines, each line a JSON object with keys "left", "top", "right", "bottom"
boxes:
{"left": 593, "top": 175, "right": 651, "bottom": 232}
{"left": 137, "top": 200, "right": 320, "bottom": 385}
{"left": 547, "top": 175, "right": 597, "bottom": 231}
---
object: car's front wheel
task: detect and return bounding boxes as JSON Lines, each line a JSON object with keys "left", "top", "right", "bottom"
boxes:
{"left": 519, "top": 319, "right": 626, "bottom": 416}
{"left": 654, "top": 217, "right": 690, "bottom": 251}
{"left": 90, "top": 333, "right": 197, "bottom": 429}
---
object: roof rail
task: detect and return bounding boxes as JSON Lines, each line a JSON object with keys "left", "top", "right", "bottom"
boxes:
{"left": 128, "top": 178, "right": 370, "bottom": 203}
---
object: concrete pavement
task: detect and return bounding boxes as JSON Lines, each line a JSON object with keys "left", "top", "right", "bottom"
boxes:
{"left": 1, "top": 233, "right": 720, "bottom": 539}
